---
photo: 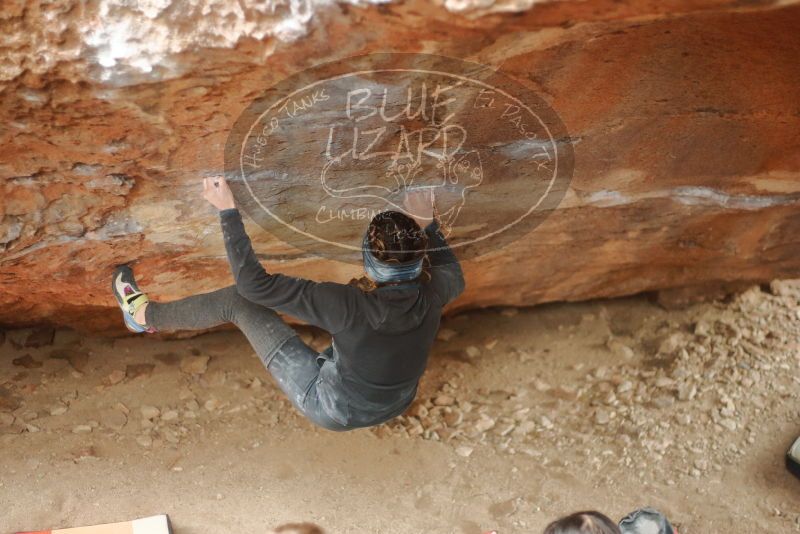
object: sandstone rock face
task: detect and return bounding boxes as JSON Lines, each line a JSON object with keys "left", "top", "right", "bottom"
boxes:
{"left": 1, "top": 0, "right": 799, "bottom": 333}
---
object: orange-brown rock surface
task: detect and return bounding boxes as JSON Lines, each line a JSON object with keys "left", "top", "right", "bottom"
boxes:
{"left": 1, "top": 0, "right": 799, "bottom": 334}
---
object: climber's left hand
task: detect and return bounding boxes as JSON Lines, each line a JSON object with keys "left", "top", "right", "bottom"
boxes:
{"left": 203, "top": 175, "right": 236, "bottom": 211}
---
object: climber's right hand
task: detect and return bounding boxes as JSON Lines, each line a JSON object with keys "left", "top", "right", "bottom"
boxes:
{"left": 402, "top": 187, "right": 436, "bottom": 229}
{"left": 203, "top": 175, "right": 236, "bottom": 211}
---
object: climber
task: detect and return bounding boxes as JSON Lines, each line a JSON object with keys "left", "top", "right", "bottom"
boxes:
{"left": 111, "top": 175, "right": 465, "bottom": 431}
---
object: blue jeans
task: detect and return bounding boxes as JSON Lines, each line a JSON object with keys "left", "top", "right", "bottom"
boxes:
{"left": 146, "top": 285, "right": 351, "bottom": 431}
{"left": 268, "top": 336, "right": 351, "bottom": 431}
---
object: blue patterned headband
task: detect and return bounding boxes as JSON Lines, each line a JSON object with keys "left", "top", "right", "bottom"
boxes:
{"left": 362, "top": 231, "right": 424, "bottom": 283}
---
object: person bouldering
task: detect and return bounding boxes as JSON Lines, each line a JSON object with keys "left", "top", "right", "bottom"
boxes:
{"left": 111, "top": 175, "right": 465, "bottom": 431}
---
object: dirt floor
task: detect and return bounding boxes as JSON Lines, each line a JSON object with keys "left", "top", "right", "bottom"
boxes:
{"left": 1, "top": 281, "right": 799, "bottom": 533}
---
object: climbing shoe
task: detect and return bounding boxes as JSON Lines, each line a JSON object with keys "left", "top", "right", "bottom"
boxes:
{"left": 112, "top": 265, "right": 154, "bottom": 333}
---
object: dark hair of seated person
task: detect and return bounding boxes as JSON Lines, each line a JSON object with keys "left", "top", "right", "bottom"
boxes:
{"left": 543, "top": 511, "right": 621, "bottom": 534}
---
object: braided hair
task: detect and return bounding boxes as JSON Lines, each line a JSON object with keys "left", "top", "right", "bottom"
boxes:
{"left": 350, "top": 210, "right": 430, "bottom": 291}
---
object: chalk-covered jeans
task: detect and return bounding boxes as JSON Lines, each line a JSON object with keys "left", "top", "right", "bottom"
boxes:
{"left": 145, "top": 285, "right": 350, "bottom": 431}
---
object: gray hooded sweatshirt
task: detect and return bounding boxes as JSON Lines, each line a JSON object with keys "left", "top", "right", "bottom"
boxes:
{"left": 219, "top": 208, "right": 465, "bottom": 427}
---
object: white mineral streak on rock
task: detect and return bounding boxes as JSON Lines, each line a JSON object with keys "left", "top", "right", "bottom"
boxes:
{"left": 560, "top": 170, "right": 800, "bottom": 211}
{"left": 433, "top": 0, "right": 549, "bottom": 17}
{"left": 579, "top": 186, "right": 800, "bottom": 210}
{"left": 3, "top": 0, "right": 554, "bottom": 84}
{"left": 1, "top": 0, "right": 394, "bottom": 82}
{"left": 81, "top": 0, "right": 393, "bottom": 81}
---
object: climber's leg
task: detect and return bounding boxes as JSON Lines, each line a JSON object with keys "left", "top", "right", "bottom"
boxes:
{"left": 145, "top": 284, "right": 297, "bottom": 367}
{"left": 143, "top": 284, "right": 349, "bottom": 431}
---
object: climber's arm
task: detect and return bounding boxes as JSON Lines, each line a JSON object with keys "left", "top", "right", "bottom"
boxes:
{"left": 424, "top": 218, "right": 465, "bottom": 306}
{"left": 201, "top": 176, "right": 357, "bottom": 333}
{"left": 218, "top": 207, "right": 358, "bottom": 334}
{"left": 403, "top": 188, "right": 465, "bottom": 306}
{"left": 203, "top": 176, "right": 356, "bottom": 334}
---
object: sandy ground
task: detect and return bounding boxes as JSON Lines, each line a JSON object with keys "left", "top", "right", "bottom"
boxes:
{"left": 1, "top": 282, "right": 799, "bottom": 533}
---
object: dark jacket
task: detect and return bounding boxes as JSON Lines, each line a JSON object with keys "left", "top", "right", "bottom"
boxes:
{"left": 219, "top": 208, "right": 465, "bottom": 427}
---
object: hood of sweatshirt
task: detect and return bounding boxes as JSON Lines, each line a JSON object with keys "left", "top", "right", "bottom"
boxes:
{"left": 361, "top": 282, "right": 429, "bottom": 334}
